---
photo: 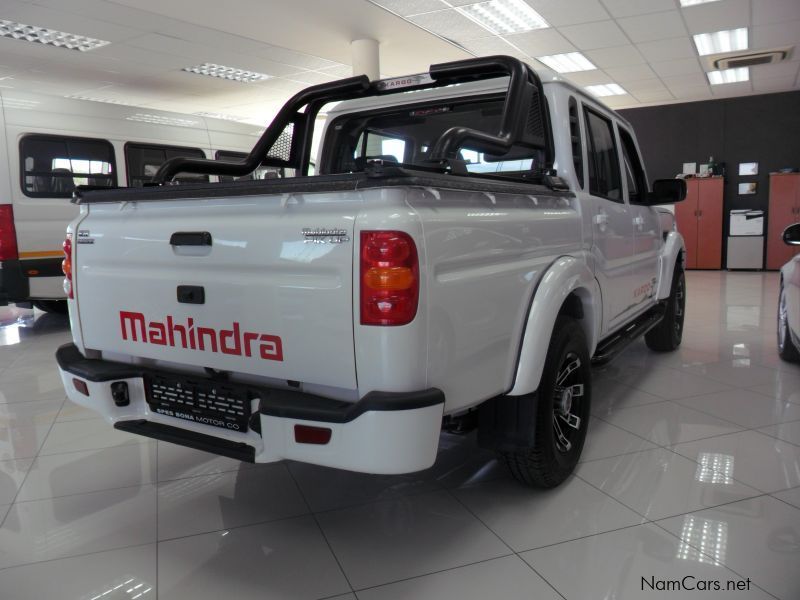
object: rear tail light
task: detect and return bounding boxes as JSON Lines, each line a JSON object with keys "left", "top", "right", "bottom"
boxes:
{"left": 360, "top": 231, "right": 419, "bottom": 326}
{"left": 0, "top": 205, "right": 18, "bottom": 261}
{"left": 62, "top": 233, "right": 73, "bottom": 299}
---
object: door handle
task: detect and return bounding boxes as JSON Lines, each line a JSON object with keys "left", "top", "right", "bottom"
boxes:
{"left": 170, "top": 231, "right": 212, "bottom": 246}
{"left": 633, "top": 215, "right": 644, "bottom": 229}
{"left": 594, "top": 213, "right": 608, "bottom": 225}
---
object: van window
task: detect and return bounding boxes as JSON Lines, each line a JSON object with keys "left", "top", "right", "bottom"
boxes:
{"left": 21, "top": 135, "right": 116, "bottom": 198}
{"left": 125, "top": 143, "right": 209, "bottom": 187}
{"left": 584, "top": 108, "right": 622, "bottom": 202}
{"left": 618, "top": 127, "right": 647, "bottom": 204}
{"left": 214, "top": 150, "right": 284, "bottom": 182}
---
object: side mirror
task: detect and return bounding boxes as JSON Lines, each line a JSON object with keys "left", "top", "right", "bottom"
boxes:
{"left": 647, "top": 179, "right": 687, "bottom": 205}
{"left": 783, "top": 223, "right": 800, "bottom": 246}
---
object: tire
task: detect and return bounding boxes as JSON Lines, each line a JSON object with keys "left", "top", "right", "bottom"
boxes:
{"left": 32, "top": 300, "right": 68, "bottom": 315}
{"left": 778, "top": 281, "right": 800, "bottom": 362}
{"left": 500, "top": 316, "right": 591, "bottom": 488}
{"left": 645, "top": 265, "right": 685, "bottom": 352}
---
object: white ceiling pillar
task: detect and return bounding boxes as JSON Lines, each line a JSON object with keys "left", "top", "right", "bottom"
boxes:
{"left": 351, "top": 38, "right": 380, "bottom": 80}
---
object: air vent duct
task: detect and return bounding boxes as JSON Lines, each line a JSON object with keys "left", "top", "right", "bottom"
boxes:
{"left": 708, "top": 46, "right": 793, "bottom": 70}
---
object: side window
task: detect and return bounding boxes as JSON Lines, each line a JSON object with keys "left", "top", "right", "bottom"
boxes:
{"left": 125, "top": 143, "right": 209, "bottom": 187}
{"left": 21, "top": 135, "right": 116, "bottom": 198}
{"left": 568, "top": 97, "right": 583, "bottom": 189}
{"left": 584, "top": 108, "right": 622, "bottom": 201}
{"left": 215, "top": 150, "right": 283, "bottom": 182}
{"left": 618, "top": 128, "right": 647, "bottom": 204}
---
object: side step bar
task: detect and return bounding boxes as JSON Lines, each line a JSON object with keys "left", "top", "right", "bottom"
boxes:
{"left": 591, "top": 304, "right": 666, "bottom": 366}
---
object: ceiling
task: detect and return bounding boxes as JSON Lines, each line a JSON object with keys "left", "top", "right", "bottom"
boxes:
{"left": 0, "top": 0, "right": 797, "bottom": 124}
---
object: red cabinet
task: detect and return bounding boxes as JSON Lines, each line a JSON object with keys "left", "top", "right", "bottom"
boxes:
{"left": 767, "top": 173, "right": 800, "bottom": 270}
{"left": 675, "top": 177, "right": 724, "bottom": 269}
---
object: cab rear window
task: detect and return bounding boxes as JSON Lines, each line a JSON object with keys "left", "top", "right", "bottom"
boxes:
{"left": 20, "top": 135, "right": 116, "bottom": 198}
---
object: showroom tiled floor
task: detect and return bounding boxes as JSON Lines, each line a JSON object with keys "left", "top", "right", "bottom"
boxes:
{"left": 0, "top": 271, "right": 799, "bottom": 599}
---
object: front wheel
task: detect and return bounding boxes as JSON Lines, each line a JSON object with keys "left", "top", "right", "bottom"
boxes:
{"left": 778, "top": 281, "right": 800, "bottom": 362}
{"left": 645, "top": 266, "right": 685, "bottom": 352}
{"left": 500, "top": 316, "right": 591, "bottom": 488}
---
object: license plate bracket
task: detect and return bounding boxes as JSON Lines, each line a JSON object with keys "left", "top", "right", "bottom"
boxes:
{"left": 145, "top": 373, "right": 250, "bottom": 433}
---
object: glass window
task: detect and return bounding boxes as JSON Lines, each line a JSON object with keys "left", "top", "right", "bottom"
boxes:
{"left": 584, "top": 108, "right": 622, "bottom": 201}
{"left": 214, "top": 150, "right": 284, "bottom": 182}
{"left": 125, "top": 143, "right": 209, "bottom": 187}
{"left": 618, "top": 127, "right": 647, "bottom": 204}
{"left": 327, "top": 97, "right": 544, "bottom": 179}
{"left": 20, "top": 135, "right": 116, "bottom": 198}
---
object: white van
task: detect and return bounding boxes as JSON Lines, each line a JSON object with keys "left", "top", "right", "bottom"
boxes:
{"left": 0, "top": 90, "right": 266, "bottom": 312}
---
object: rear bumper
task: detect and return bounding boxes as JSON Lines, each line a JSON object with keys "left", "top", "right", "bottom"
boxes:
{"left": 56, "top": 343, "right": 445, "bottom": 474}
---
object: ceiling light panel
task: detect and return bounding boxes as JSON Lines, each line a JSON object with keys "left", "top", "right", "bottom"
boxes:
{"left": 183, "top": 63, "right": 270, "bottom": 83}
{"left": 0, "top": 20, "right": 110, "bottom": 52}
{"left": 455, "top": 0, "right": 549, "bottom": 35}
{"left": 693, "top": 28, "right": 748, "bottom": 56}
{"left": 585, "top": 83, "right": 627, "bottom": 97}
{"left": 680, "top": 0, "right": 722, "bottom": 6}
{"left": 707, "top": 67, "right": 749, "bottom": 84}
{"left": 537, "top": 52, "right": 596, "bottom": 73}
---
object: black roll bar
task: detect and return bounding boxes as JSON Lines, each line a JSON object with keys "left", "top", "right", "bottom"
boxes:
{"left": 152, "top": 55, "right": 552, "bottom": 184}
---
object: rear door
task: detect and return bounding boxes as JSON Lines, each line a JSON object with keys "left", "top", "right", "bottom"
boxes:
{"left": 582, "top": 105, "right": 634, "bottom": 333}
{"left": 75, "top": 192, "right": 359, "bottom": 391}
{"left": 619, "top": 125, "right": 660, "bottom": 312}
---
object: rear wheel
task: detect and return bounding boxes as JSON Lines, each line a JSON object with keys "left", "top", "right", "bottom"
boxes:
{"left": 778, "top": 281, "right": 800, "bottom": 362}
{"left": 32, "top": 300, "right": 68, "bottom": 315}
{"left": 500, "top": 316, "right": 591, "bottom": 488}
{"left": 645, "top": 265, "right": 685, "bottom": 352}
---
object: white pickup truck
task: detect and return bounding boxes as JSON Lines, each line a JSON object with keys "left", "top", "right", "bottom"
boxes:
{"left": 56, "top": 56, "right": 686, "bottom": 488}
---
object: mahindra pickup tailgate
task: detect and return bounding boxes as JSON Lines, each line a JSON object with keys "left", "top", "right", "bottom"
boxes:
{"left": 74, "top": 192, "right": 357, "bottom": 390}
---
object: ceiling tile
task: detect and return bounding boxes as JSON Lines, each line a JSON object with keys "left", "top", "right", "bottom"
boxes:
{"left": 636, "top": 37, "right": 697, "bottom": 62}
{"left": 672, "top": 85, "right": 713, "bottom": 100}
{"left": 601, "top": 95, "right": 635, "bottom": 108}
{"left": 632, "top": 89, "right": 675, "bottom": 103}
{"left": 559, "top": 20, "right": 629, "bottom": 50}
{"left": 527, "top": 0, "right": 610, "bottom": 26}
{"left": 750, "top": 60, "right": 800, "bottom": 81}
{"left": 682, "top": 0, "right": 751, "bottom": 34}
{"left": 752, "top": 76, "right": 798, "bottom": 92}
{"left": 584, "top": 45, "right": 646, "bottom": 68}
{"left": 651, "top": 57, "right": 703, "bottom": 78}
{"left": 369, "top": 0, "right": 446, "bottom": 17}
{"left": 752, "top": 0, "right": 800, "bottom": 25}
{"left": 460, "top": 36, "right": 529, "bottom": 60}
{"left": 408, "top": 9, "right": 491, "bottom": 42}
{"left": 617, "top": 11, "right": 688, "bottom": 43}
{"left": 711, "top": 80, "right": 753, "bottom": 95}
{"left": 604, "top": 63, "right": 658, "bottom": 81}
{"left": 601, "top": 0, "right": 671, "bottom": 18}
{"left": 662, "top": 72, "right": 709, "bottom": 89}
{"left": 623, "top": 78, "right": 669, "bottom": 93}
{"left": 504, "top": 29, "right": 575, "bottom": 56}
{"left": 752, "top": 21, "right": 800, "bottom": 49}
{"left": 562, "top": 70, "right": 613, "bottom": 86}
